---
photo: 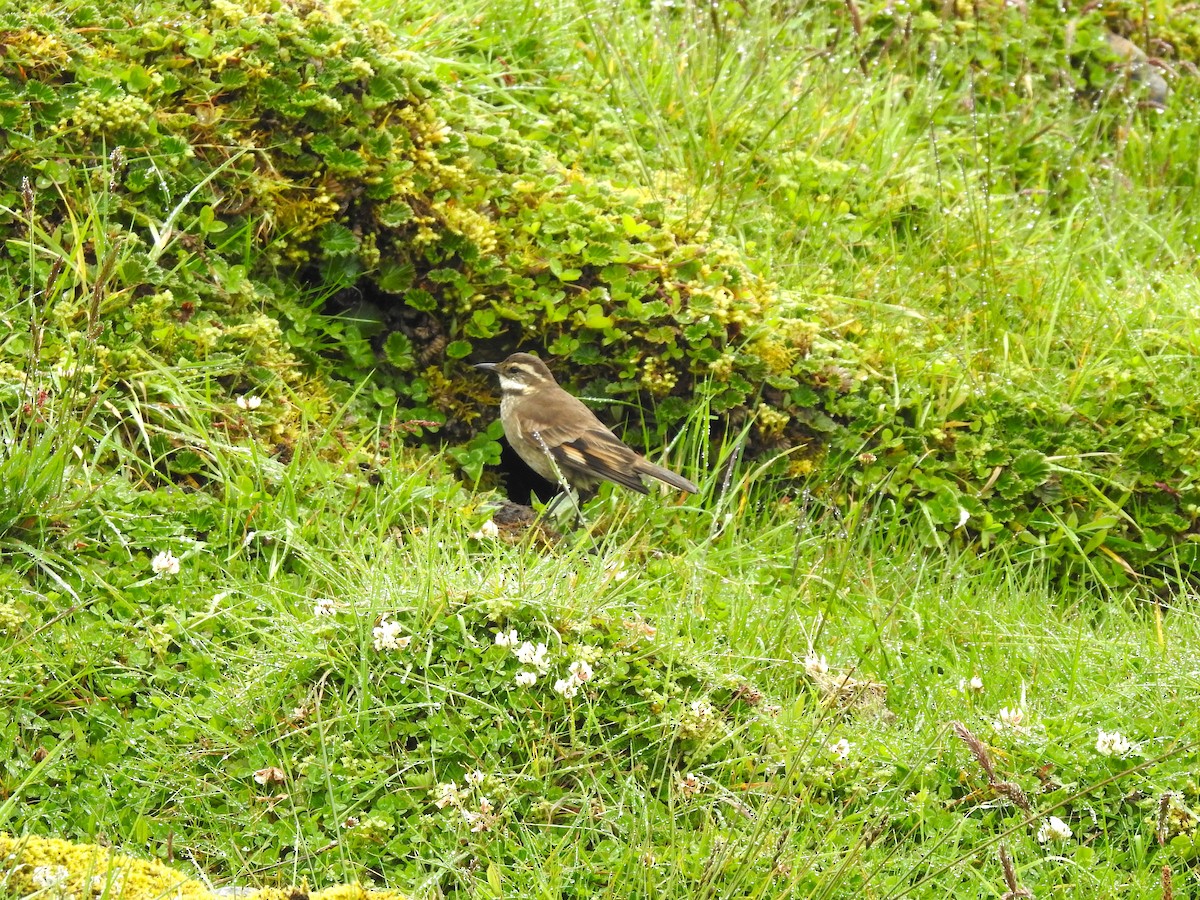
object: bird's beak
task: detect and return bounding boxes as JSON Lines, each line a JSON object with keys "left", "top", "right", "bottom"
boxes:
{"left": 473, "top": 362, "right": 498, "bottom": 372}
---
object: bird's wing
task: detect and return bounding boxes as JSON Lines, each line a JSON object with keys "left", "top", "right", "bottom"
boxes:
{"left": 514, "top": 398, "right": 650, "bottom": 494}
{"left": 552, "top": 428, "right": 650, "bottom": 494}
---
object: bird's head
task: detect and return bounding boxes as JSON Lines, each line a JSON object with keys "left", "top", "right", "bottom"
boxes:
{"left": 474, "top": 352, "right": 557, "bottom": 395}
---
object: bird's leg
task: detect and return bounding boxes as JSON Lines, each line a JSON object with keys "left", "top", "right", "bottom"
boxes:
{"left": 532, "top": 429, "right": 585, "bottom": 527}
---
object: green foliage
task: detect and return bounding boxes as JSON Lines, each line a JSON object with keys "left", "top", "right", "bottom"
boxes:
{"left": 0, "top": 0, "right": 830, "bottom": 454}
{"left": 4, "top": 0, "right": 1197, "bottom": 583}
{"left": 4, "top": 0, "right": 1200, "bottom": 897}
{"left": 2, "top": 447, "right": 1196, "bottom": 896}
{"left": 451, "top": 0, "right": 1200, "bottom": 586}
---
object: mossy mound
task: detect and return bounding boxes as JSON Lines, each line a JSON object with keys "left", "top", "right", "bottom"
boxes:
{"left": 0, "top": 0, "right": 839, "bottom": 462}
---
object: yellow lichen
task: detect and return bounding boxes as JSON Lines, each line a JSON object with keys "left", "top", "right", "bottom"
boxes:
{"left": 0, "top": 601, "right": 27, "bottom": 635}
{"left": 755, "top": 402, "right": 790, "bottom": 438}
{"left": 640, "top": 356, "right": 678, "bottom": 397}
{"left": 3, "top": 29, "right": 72, "bottom": 70}
{"left": 787, "top": 457, "right": 816, "bottom": 477}
{"left": 0, "top": 834, "right": 414, "bottom": 900}
{"left": 751, "top": 336, "right": 796, "bottom": 375}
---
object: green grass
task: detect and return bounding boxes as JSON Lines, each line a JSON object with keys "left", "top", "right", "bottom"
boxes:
{"left": 4, "top": 395, "right": 1197, "bottom": 896}
{"left": 3, "top": 0, "right": 1200, "bottom": 897}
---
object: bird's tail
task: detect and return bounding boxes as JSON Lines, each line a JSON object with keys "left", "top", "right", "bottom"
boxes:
{"left": 637, "top": 460, "right": 699, "bottom": 494}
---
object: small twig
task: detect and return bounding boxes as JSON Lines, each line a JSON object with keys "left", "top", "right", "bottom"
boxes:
{"left": 842, "top": 0, "right": 863, "bottom": 35}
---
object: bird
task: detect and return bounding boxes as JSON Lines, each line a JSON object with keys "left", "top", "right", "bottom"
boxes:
{"left": 473, "top": 352, "right": 699, "bottom": 497}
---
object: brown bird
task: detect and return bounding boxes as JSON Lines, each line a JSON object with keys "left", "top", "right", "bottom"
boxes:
{"left": 474, "top": 353, "right": 698, "bottom": 496}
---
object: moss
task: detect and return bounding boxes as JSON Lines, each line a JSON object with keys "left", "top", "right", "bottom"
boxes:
{"left": 0, "top": 834, "right": 413, "bottom": 900}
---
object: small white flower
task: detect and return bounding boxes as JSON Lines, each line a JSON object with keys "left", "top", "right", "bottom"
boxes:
{"left": 253, "top": 766, "right": 286, "bottom": 785}
{"left": 828, "top": 738, "right": 851, "bottom": 759}
{"left": 494, "top": 628, "right": 519, "bottom": 648}
{"left": 604, "top": 559, "right": 629, "bottom": 581}
{"left": 313, "top": 597, "right": 337, "bottom": 617}
{"left": 151, "top": 550, "right": 180, "bottom": 575}
{"left": 1096, "top": 729, "right": 1133, "bottom": 758}
{"left": 995, "top": 706, "right": 1028, "bottom": 732}
{"left": 433, "top": 781, "right": 459, "bottom": 809}
{"left": 465, "top": 769, "right": 486, "bottom": 787}
{"left": 478, "top": 796, "right": 493, "bottom": 814}
{"left": 1036, "top": 815, "right": 1072, "bottom": 844}
{"left": 515, "top": 641, "right": 536, "bottom": 662}
{"left": 514, "top": 670, "right": 537, "bottom": 688}
{"left": 959, "top": 675, "right": 984, "bottom": 693}
{"left": 803, "top": 652, "right": 829, "bottom": 677}
{"left": 373, "top": 617, "right": 411, "bottom": 652}
{"left": 553, "top": 677, "right": 580, "bottom": 699}
{"left": 236, "top": 394, "right": 262, "bottom": 410}
{"left": 677, "top": 772, "right": 704, "bottom": 797}
{"left": 90, "top": 873, "right": 123, "bottom": 894}
{"left": 516, "top": 641, "right": 550, "bottom": 672}
{"left": 32, "top": 867, "right": 70, "bottom": 890}
{"left": 569, "top": 659, "right": 593, "bottom": 683}
{"left": 470, "top": 519, "right": 499, "bottom": 540}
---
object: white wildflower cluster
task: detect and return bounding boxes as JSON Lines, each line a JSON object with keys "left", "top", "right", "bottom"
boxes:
{"left": 496, "top": 628, "right": 597, "bottom": 696}
{"left": 828, "top": 738, "right": 852, "bottom": 760}
{"left": 372, "top": 616, "right": 411, "bottom": 652}
{"left": 151, "top": 550, "right": 180, "bottom": 575}
{"left": 958, "top": 675, "right": 984, "bottom": 693}
{"left": 433, "top": 781, "right": 460, "bottom": 809}
{"left": 516, "top": 641, "right": 550, "bottom": 671}
{"left": 497, "top": 627, "right": 550, "bottom": 686}
{"left": 803, "top": 652, "right": 829, "bottom": 677}
{"left": 993, "top": 684, "right": 1034, "bottom": 735}
{"left": 470, "top": 519, "right": 500, "bottom": 540}
{"left": 623, "top": 618, "right": 657, "bottom": 641}
{"left": 553, "top": 659, "right": 594, "bottom": 699}
{"left": 313, "top": 597, "right": 337, "bottom": 617}
{"left": 994, "top": 704, "right": 1033, "bottom": 736}
{"left": 31, "top": 866, "right": 70, "bottom": 891}
{"left": 677, "top": 772, "right": 705, "bottom": 799}
{"left": 1095, "top": 729, "right": 1134, "bottom": 758}
{"left": 1036, "top": 815, "right": 1072, "bottom": 844}
{"left": 235, "top": 394, "right": 262, "bottom": 410}
{"left": 432, "top": 770, "right": 497, "bottom": 832}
